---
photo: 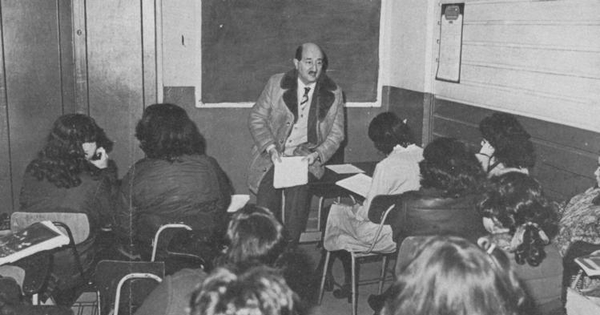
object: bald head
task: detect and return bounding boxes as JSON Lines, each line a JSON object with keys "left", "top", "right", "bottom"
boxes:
{"left": 293, "top": 43, "right": 327, "bottom": 84}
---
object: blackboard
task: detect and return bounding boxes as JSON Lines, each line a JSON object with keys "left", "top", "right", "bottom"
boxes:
{"left": 201, "top": 0, "right": 381, "bottom": 104}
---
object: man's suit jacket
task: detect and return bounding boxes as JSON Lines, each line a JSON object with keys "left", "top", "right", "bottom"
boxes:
{"left": 247, "top": 69, "right": 345, "bottom": 193}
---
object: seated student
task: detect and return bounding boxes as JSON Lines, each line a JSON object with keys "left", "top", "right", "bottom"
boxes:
{"left": 478, "top": 172, "right": 562, "bottom": 315}
{"left": 555, "top": 153, "right": 600, "bottom": 256}
{"left": 322, "top": 112, "right": 423, "bottom": 299}
{"left": 189, "top": 266, "right": 299, "bottom": 315}
{"left": 368, "top": 137, "right": 488, "bottom": 244}
{"left": 367, "top": 137, "right": 488, "bottom": 312}
{"left": 552, "top": 154, "right": 600, "bottom": 293}
{"left": 134, "top": 204, "right": 314, "bottom": 315}
{"left": 20, "top": 113, "right": 117, "bottom": 305}
{"left": 476, "top": 112, "right": 535, "bottom": 177}
{"left": 115, "top": 103, "right": 233, "bottom": 260}
{"left": 381, "top": 236, "right": 526, "bottom": 315}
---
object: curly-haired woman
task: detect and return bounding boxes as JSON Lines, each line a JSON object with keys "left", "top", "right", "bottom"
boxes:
{"left": 369, "top": 137, "right": 488, "bottom": 243}
{"left": 477, "top": 112, "right": 535, "bottom": 177}
{"left": 20, "top": 113, "right": 118, "bottom": 304}
{"left": 478, "top": 172, "right": 562, "bottom": 314}
{"left": 367, "top": 137, "right": 489, "bottom": 313}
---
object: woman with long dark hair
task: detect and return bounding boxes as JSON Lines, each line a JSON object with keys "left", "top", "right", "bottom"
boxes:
{"left": 20, "top": 113, "right": 117, "bottom": 304}
{"left": 477, "top": 112, "right": 535, "bottom": 177}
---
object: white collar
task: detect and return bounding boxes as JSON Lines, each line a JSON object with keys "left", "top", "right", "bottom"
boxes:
{"left": 392, "top": 144, "right": 417, "bottom": 152}
{"left": 298, "top": 79, "right": 316, "bottom": 91}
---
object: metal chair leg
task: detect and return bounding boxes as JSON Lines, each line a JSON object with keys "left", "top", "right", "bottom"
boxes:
{"left": 351, "top": 253, "right": 357, "bottom": 315}
{"left": 317, "top": 196, "right": 324, "bottom": 231}
{"left": 318, "top": 251, "right": 331, "bottom": 305}
{"left": 281, "top": 190, "right": 286, "bottom": 223}
{"left": 378, "top": 255, "right": 388, "bottom": 294}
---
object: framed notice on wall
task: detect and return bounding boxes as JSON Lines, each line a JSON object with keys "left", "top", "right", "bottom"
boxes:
{"left": 436, "top": 3, "right": 464, "bottom": 83}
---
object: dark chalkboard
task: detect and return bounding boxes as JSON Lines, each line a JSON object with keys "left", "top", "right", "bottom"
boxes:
{"left": 202, "top": 0, "right": 381, "bottom": 104}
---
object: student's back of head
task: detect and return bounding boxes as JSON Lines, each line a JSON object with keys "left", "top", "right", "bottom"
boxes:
{"left": 189, "top": 266, "right": 299, "bottom": 315}
{"left": 218, "top": 204, "right": 286, "bottom": 267}
{"left": 383, "top": 236, "right": 525, "bottom": 315}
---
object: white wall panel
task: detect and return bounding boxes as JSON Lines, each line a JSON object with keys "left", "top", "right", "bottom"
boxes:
{"left": 435, "top": 0, "right": 600, "bottom": 132}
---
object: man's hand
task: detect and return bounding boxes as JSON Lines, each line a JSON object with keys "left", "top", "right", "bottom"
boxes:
{"left": 302, "top": 152, "right": 319, "bottom": 165}
{"left": 268, "top": 147, "right": 281, "bottom": 163}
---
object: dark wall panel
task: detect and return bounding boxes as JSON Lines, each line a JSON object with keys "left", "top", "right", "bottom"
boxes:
{"left": 0, "top": 8, "right": 9, "bottom": 214}
{"left": 384, "top": 86, "right": 426, "bottom": 147}
{"left": 2, "top": 0, "right": 64, "bottom": 211}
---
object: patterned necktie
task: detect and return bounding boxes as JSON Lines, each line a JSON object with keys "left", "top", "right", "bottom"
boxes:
{"left": 300, "top": 87, "right": 310, "bottom": 106}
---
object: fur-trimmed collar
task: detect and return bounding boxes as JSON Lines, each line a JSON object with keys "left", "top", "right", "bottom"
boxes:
{"left": 281, "top": 69, "right": 337, "bottom": 122}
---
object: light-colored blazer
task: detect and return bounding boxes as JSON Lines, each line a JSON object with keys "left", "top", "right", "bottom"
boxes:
{"left": 247, "top": 70, "right": 345, "bottom": 193}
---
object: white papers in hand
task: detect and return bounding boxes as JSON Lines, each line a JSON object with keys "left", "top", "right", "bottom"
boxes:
{"left": 325, "top": 164, "right": 365, "bottom": 174}
{"left": 227, "top": 194, "right": 250, "bottom": 213}
{"left": 336, "top": 173, "right": 372, "bottom": 198}
{"left": 273, "top": 156, "right": 308, "bottom": 189}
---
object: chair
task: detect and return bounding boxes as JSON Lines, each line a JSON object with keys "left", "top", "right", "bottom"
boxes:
{"left": 146, "top": 222, "right": 210, "bottom": 275}
{"left": 9, "top": 212, "right": 90, "bottom": 304}
{"left": 317, "top": 204, "right": 396, "bottom": 315}
{"left": 94, "top": 260, "right": 164, "bottom": 315}
{"left": 394, "top": 236, "right": 431, "bottom": 276}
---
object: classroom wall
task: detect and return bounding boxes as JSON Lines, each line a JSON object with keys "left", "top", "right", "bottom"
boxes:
{"left": 433, "top": 0, "right": 600, "bottom": 133}
{"left": 384, "top": 0, "right": 600, "bottom": 201}
{"left": 427, "top": 0, "right": 600, "bottom": 200}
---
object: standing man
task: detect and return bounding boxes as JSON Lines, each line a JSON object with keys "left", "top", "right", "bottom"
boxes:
{"left": 248, "top": 43, "right": 345, "bottom": 245}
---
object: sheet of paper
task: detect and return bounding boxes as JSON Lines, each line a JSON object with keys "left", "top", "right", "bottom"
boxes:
{"left": 273, "top": 156, "right": 308, "bottom": 189}
{"left": 227, "top": 194, "right": 250, "bottom": 213}
{"left": 336, "top": 173, "right": 372, "bottom": 198}
{"left": 0, "top": 221, "right": 69, "bottom": 265}
{"left": 575, "top": 255, "right": 600, "bottom": 276}
{"left": 325, "top": 164, "right": 366, "bottom": 174}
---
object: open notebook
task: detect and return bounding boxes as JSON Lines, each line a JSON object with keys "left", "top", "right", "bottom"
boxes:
{"left": 0, "top": 221, "right": 69, "bottom": 265}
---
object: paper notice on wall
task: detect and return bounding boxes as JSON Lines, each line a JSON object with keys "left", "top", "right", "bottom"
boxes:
{"left": 436, "top": 3, "right": 464, "bottom": 83}
{"left": 273, "top": 156, "right": 308, "bottom": 189}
